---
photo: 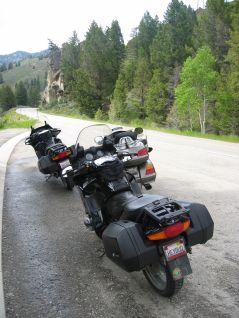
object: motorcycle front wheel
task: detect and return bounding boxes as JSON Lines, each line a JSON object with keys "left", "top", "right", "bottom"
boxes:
{"left": 143, "top": 263, "right": 184, "bottom": 297}
{"left": 60, "top": 175, "right": 74, "bottom": 190}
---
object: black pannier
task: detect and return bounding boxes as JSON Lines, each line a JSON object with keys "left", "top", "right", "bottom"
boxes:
{"left": 184, "top": 203, "right": 214, "bottom": 246}
{"left": 102, "top": 221, "right": 159, "bottom": 272}
{"left": 38, "top": 156, "right": 58, "bottom": 175}
{"left": 99, "top": 159, "right": 124, "bottom": 181}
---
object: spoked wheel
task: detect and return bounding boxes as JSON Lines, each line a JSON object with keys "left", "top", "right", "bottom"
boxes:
{"left": 143, "top": 262, "right": 184, "bottom": 297}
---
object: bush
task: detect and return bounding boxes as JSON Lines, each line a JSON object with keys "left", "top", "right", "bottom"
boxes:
{"left": 94, "top": 109, "right": 109, "bottom": 121}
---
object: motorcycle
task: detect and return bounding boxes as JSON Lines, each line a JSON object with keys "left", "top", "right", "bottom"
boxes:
{"left": 25, "top": 121, "right": 75, "bottom": 190}
{"left": 71, "top": 124, "right": 214, "bottom": 297}
{"left": 106, "top": 125, "right": 156, "bottom": 190}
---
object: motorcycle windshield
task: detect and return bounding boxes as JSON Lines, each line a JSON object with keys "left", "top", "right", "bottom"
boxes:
{"left": 75, "top": 124, "right": 112, "bottom": 149}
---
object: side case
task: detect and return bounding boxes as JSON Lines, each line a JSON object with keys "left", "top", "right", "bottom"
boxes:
{"left": 102, "top": 221, "right": 158, "bottom": 272}
{"left": 38, "top": 156, "right": 58, "bottom": 174}
{"left": 185, "top": 203, "right": 214, "bottom": 246}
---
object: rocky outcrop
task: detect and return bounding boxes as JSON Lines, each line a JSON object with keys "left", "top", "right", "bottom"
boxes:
{"left": 42, "top": 46, "right": 64, "bottom": 104}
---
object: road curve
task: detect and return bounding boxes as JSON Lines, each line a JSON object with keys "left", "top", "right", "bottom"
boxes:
{"left": 2, "top": 107, "right": 238, "bottom": 317}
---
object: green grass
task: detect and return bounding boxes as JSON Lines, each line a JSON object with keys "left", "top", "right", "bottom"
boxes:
{"left": 0, "top": 108, "right": 37, "bottom": 129}
{"left": 39, "top": 104, "right": 239, "bottom": 144}
{"left": 0, "top": 58, "right": 48, "bottom": 88}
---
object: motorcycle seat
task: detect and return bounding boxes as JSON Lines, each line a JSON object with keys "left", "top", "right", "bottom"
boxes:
{"left": 121, "top": 194, "right": 165, "bottom": 221}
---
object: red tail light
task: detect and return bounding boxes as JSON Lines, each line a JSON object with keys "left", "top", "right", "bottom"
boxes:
{"left": 146, "top": 162, "right": 155, "bottom": 175}
{"left": 147, "top": 220, "right": 190, "bottom": 241}
{"left": 137, "top": 148, "right": 148, "bottom": 157}
{"left": 52, "top": 150, "right": 71, "bottom": 161}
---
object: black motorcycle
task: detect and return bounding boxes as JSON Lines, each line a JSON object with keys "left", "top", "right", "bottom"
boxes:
{"left": 71, "top": 124, "right": 214, "bottom": 297}
{"left": 25, "top": 121, "right": 75, "bottom": 190}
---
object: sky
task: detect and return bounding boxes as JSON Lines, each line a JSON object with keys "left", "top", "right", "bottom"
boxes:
{"left": 0, "top": 0, "right": 205, "bottom": 55}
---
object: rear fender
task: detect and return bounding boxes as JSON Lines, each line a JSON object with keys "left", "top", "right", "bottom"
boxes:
{"left": 167, "top": 254, "right": 192, "bottom": 280}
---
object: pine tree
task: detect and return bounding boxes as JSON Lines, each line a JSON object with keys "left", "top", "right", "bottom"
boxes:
{"left": 131, "top": 56, "right": 152, "bottom": 119}
{"left": 164, "top": 0, "right": 196, "bottom": 65}
{"left": 61, "top": 31, "right": 81, "bottom": 89}
{"left": 15, "top": 81, "right": 28, "bottom": 105}
{"left": 136, "top": 12, "right": 158, "bottom": 60}
{"left": 0, "top": 86, "right": 16, "bottom": 110}
{"left": 106, "top": 20, "right": 125, "bottom": 85}
{"left": 28, "top": 87, "right": 40, "bottom": 106}
{"left": 216, "top": 2, "right": 239, "bottom": 135}
{"left": 0, "top": 64, "right": 7, "bottom": 72}
{"left": 8, "top": 62, "right": 13, "bottom": 70}
{"left": 145, "top": 69, "right": 168, "bottom": 125}
{"left": 71, "top": 69, "right": 99, "bottom": 117}
{"left": 80, "top": 21, "right": 116, "bottom": 110}
{"left": 193, "top": 0, "right": 230, "bottom": 66}
{"left": 0, "top": 73, "right": 4, "bottom": 84}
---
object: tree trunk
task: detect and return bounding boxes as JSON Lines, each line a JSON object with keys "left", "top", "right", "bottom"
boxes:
{"left": 198, "top": 110, "right": 203, "bottom": 133}
{"left": 202, "top": 95, "right": 206, "bottom": 134}
{"left": 188, "top": 102, "right": 193, "bottom": 131}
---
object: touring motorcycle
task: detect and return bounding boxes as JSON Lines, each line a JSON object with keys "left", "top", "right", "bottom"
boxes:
{"left": 25, "top": 121, "right": 74, "bottom": 190}
{"left": 71, "top": 124, "right": 214, "bottom": 296}
{"left": 107, "top": 126, "right": 156, "bottom": 189}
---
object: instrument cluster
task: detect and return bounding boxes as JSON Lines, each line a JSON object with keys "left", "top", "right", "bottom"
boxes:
{"left": 84, "top": 147, "right": 106, "bottom": 162}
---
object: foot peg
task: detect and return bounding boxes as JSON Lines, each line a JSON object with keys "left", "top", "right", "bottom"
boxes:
{"left": 144, "top": 183, "right": 152, "bottom": 190}
{"left": 84, "top": 217, "right": 94, "bottom": 231}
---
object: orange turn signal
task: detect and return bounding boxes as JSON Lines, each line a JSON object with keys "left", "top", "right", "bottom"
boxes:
{"left": 146, "top": 162, "right": 155, "bottom": 175}
{"left": 147, "top": 219, "right": 190, "bottom": 241}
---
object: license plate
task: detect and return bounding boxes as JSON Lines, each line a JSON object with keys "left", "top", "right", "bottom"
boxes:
{"left": 127, "top": 167, "right": 138, "bottom": 175}
{"left": 163, "top": 240, "right": 187, "bottom": 261}
{"left": 59, "top": 159, "right": 70, "bottom": 169}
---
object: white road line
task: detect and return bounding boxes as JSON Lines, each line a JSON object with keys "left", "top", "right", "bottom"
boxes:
{"left": 0, "top": 131, "right": 29, "bottom": 318}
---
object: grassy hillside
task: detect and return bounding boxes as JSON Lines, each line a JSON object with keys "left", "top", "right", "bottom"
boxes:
{"left": 0, "top": 57, "right": 48, "bottom": 89}
{"left": 0, "top": 108, "right": 37, "bottom": 129}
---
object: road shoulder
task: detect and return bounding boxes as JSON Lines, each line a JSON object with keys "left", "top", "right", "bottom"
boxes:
{"left": 0, "top": 131, "right": 29, "bottom": 318}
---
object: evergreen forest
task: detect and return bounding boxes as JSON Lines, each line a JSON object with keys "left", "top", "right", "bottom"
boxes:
{"left": 2, "top": 0, "right": 239, "bottom": 137}
{"left": 54, "top": 0, "right": 239, "bottom": 136}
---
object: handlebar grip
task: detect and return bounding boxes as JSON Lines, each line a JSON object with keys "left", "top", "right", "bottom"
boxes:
{"left": 73, "top": 163, "right": 88, "bottom": 176}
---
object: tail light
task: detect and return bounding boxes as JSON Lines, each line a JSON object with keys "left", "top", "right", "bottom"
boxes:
{"left": 146, "top": 219, "right": 190, "bottom": 241}
{"left": 52, "top": 150, "right": 71, "bottom": 161}
{"left": 137, "top": 148, "right": 148, "bottom": 157}
{"left": 146, "top": 162, "right": 155, "bottom": 175}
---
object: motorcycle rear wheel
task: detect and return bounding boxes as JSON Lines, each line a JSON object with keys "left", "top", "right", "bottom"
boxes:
{"left": 143, "top": 263, "right": 183, "bottom": 297}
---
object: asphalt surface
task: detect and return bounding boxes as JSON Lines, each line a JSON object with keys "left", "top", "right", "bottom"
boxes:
{"left": 0, "top": 129, "right": 27, "bottom": 147}
{"left": 2, "top": 108, "right": 239, "bottom": 317}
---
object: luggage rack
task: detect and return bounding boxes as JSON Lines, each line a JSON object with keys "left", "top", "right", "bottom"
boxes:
{"left": 143, "top": 197, "right": 189, "bottom": 226}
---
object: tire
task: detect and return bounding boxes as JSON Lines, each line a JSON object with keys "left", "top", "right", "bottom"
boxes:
{"left": 143, "top": 262, "right": 184, "bottom": 297}
{"left": 61, "top": 175, "right": 74, "bottom": 190}
{"left": 94, "top": 224, "right": 107, "bottom": 239}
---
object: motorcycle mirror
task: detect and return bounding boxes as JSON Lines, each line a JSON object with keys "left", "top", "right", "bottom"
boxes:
{"left": 134, "top": 127, "right": 143, "bottom": 135}
{"left": 94, "top": 136, "right": 104, "bottom": 145}
{"left": 148, "top": 147, "right": 153, "bottom": 153}
{"left": 76, "top": 144, "right": 84, "bottom": 158}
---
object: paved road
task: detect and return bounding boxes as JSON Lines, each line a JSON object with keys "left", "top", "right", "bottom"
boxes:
{"left": 3, "top": 108, "right": 239, "bottom": 317}
{"left": 0, "top": 129, "right": 27, "bottom": 147}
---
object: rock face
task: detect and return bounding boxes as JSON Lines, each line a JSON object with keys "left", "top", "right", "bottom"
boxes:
{"left": 42, "top": 46, "right": 64, "bottom": 104}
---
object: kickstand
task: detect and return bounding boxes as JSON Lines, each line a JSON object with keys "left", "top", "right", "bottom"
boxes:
{"left": 45, "top": 175, "right": 52, "bottom": 182}
{"left": 97, "top": 248, "right": 105, "bottom": 258}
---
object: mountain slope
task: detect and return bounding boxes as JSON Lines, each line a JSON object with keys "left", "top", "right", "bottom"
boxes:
{"left": 0, "top": 49, "right": 49, "bottom": 65}
{"left": 0, "top": 57, "right": 48, "bottom": 89}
